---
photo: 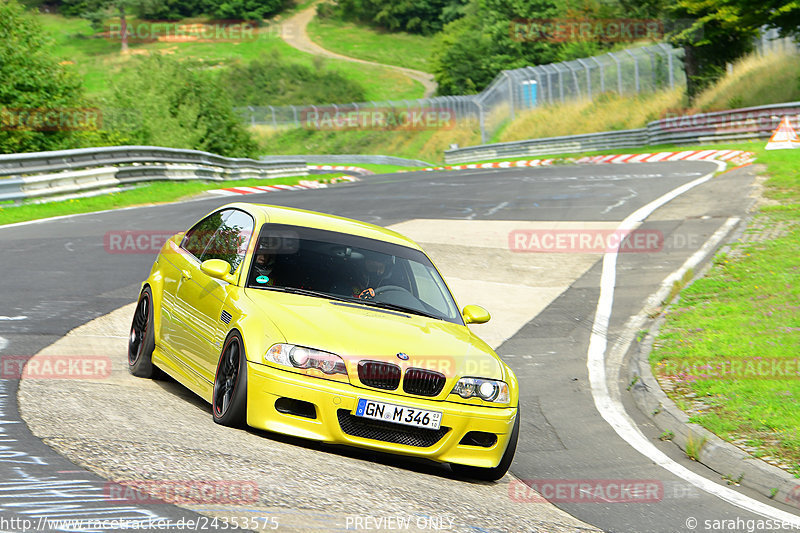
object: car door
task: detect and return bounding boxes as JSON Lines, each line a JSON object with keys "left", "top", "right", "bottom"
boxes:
{"left": 159, "top": 212, "right": 224, "bottom": 366}
{"left": 172, "top": 209, "right": 254, "bottom": 382}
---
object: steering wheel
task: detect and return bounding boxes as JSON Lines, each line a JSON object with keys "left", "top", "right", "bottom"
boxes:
{"left": 374, "top": 285, "right": 412, "bottom": 296}
{"left": 330, "top": 245, "right": 351, "bottom": 258}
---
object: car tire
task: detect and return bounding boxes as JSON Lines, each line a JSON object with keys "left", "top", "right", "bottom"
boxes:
{"left": 212, "top": 331, "right": 248, "bottom": 428}
{"left": 451, "top": 403, "right": 520, "bottom": 482}
{"left": 128, "top": 287, "right": 160, "bottom": 378}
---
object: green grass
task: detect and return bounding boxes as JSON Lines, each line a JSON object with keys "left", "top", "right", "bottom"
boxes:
{"left": 36, "top": 13, "right": 423, "bottom": 101}
{"left": 650, "top": 144, "right": 800, "bottom": 475}
{"left": 694, "top": 51, "right": 800, "bottom": 111}
{"left": 253, "top": 119, "right": 483, "bottom": 164}
{"left": 0, "top": 174, "right": 342, "bottom": 226}
{"left": 307, "top": 17, "right": 435, "bottom": 73}
{"left": 497, "top": 89, "right": 686, "bottom": 143}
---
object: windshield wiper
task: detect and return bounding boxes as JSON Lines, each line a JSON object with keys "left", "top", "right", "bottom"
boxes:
{"left": 254, "top": 286, "right": 443, "bottom": 320}
{"left": 258, "top": 286, "right": 351, "bottom": 302}
{"left": 355, "top": 300, "right": 442, "bottom": 320}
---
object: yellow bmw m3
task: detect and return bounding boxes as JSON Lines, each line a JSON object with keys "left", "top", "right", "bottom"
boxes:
{"left": 128, "top": 202, "right": 519, "bottom": 480}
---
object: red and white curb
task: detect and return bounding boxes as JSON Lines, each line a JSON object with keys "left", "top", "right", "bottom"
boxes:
{"left": 418, "top": 150, "right": 756, "bottom": 173}
{"left": 419, "top": 159, "right": 555, "bottom": 172}
{"left": 308, "top": 165, "right": 374, "bottom": 175}
{"left": 575, "top": 149, "right": 756, "bottom": 166}
{"left": 207, "top": 177, "right": 358, "bottom": 197}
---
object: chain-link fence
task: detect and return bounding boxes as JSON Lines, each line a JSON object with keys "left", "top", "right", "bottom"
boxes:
{"left": 238, "top": 43, "right": 686, "bottom": 144}
{"left": 238, "top": 44, "right": 685, "bottom": 143}
{"left": 473, "top": 44, "right": 684, "bottom": 142}
{"left": 756, "top": 28, "right": 799, "bottom": 55}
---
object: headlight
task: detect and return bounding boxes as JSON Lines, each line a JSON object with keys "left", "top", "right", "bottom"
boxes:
{"left": 451, "top": 377, "right": 509, "bottom": 404}
{"left": 265, "top": 344, "right": 348, "bottom": 378}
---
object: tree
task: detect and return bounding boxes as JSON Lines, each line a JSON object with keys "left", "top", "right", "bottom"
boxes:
{"left": 668, "top": 0, "right": 760, "bottom": 98}
{"left": 102, "top": 55, "right": 258, "bottom": 157}
{"left": 433, "top": 0, "right": 564, "bottom": 95}
{"left": 330, "top": 0, "right": 469, "bottom": 35}
{"left": 60, "top": 0, "right": 136, "bottom": 52}
{"left": 223, "top": 52, "right": 367, "bottom": 106}
{"left": 0, "top": 0, "right": 86, "bottom": 154}
{"left": 212, "top": 0, "right": 288, "bottom": 21}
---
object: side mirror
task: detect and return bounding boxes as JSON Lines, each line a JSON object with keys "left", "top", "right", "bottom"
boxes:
{"left": 201, "top": 259, "right": 233, "bottom": 281}
{"left": 462, "top": 304, "right": 490, "bottom": 324}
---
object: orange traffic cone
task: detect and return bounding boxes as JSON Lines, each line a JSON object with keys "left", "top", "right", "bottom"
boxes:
{"left": 765, "top": 116, "right": 800, "bottom": 150}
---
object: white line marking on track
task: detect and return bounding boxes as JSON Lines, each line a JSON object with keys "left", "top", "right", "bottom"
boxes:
{"left": 485, "top": 201, "right": 509, "bottom": 216}
{"left": 0, "top": 316, "right": 26, "bottom": 321}
{"left": 601, "top": 188, "right": 638, "bottom": 215}
{"left": 587, "top": 162, "right": 800, "bottom": 524}
{"left": 0, "top": 337, "right": 6, "bottom": 351}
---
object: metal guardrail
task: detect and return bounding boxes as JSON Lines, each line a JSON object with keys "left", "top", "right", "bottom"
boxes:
{"left": 0, "top": 146, "right": 307, "bottom": 203}
{"left": 261, "top": 154, "right": 433, "bottom": 167}
{"left": 445, "top": 129, "right": 648, "bottom": 164}
{"left": 444, "top": 102, "right": 800, "bottom": 164}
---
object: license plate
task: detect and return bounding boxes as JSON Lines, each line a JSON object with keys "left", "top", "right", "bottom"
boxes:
{"left": 355, "top": 399, "right": 442, "bottom": 430}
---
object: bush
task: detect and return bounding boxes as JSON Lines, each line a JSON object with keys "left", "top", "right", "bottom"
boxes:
{"left": 222, "top": 52, "right": 367, "bottom": 106}
{"left": 329, "top": 0, "right": 468, "bottom": 35}
{"left": 0, "top": 0, "right": 86, "bottom": 154}
{"left": 102, "top": 55, "right": 258, "bottom": 157}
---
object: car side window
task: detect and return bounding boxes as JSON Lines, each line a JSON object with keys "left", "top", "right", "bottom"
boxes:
{"left": 200, "top": 210, "right": 255, "bottom": 274}
{"left": 182, "top": 211, "right": 227, "bottom": 259}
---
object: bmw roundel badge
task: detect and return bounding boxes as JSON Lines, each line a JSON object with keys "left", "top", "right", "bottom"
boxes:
{"left": 396, "top": 352, "right": 409, "bottom": 361}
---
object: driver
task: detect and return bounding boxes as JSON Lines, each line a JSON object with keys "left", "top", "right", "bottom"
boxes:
{"left": 355, "top": 252, "right": 393, "bottom": 299}
{"left": 252, "top": 253, "right": 276, "bottom": 286}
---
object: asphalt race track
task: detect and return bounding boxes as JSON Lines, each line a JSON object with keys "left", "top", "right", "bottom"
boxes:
{"left": 1, "top": 161, "right": 798, "bottom": 532}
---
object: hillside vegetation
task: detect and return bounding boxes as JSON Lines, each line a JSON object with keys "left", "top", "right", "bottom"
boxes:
{"left": 693, "top": 51, "right": 800, "bottom": 111}
{"left": 307, "top": 16, "right": 435, "bottom": 73}
{"left": 255, "top": 44, "right": 800, "bottom": 162}
{"left": 36, "top": 13, "right": 422, "bottom": 102}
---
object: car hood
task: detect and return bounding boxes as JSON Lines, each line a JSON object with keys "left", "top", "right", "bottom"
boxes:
{"left": 245, "top": 289, "right": 504, "bottom": 381}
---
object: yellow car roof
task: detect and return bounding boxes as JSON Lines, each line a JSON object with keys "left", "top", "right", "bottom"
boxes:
{"left": 223, "top": 202, "right": 423, "bottom": 251}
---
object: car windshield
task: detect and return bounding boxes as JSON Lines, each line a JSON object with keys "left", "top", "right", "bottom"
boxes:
{"left": 246, "top": 223, "right": 462, "bottom": 324}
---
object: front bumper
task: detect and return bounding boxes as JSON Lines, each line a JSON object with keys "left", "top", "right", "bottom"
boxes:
{"left": 246, "top": 361, "right": 517, "bottom": 468}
